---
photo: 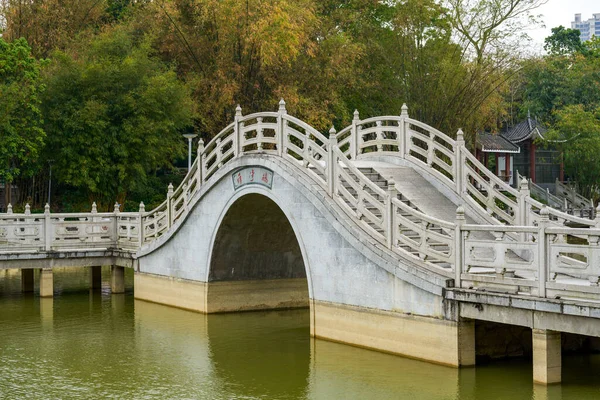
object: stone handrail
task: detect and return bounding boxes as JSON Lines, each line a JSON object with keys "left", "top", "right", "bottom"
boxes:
{"left": 3, "top": 101, "right": 600, "bottom": 301}
{"left": 340, "top": 105, "right": 597, "bottom": 228}
{"left": 0, "top": 204, "right": 141, "bottom": 253}
{"left": 516, "top": 170, "right": 565, "bottom": 210}
{"left": 555, "top": 178, "right": 593, "bottom": 210}
{"left": 457, "top": 211, "right": 600, "bottom": 298}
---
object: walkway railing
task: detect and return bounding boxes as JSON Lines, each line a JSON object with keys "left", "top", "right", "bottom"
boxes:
{"left": 0, "top": 203, "right": 141, "bottom": 253}
{"left": 2, "top": 101, "right": 600, "bottom": 301}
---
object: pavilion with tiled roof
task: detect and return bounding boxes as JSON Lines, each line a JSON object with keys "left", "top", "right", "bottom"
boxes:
{"left": 476, "top": 113, "right": 563, "bottom": 188}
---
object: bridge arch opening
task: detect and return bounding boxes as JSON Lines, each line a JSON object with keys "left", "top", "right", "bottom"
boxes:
{"left": 206, "top": 193, "right": 310, "bottom": 313}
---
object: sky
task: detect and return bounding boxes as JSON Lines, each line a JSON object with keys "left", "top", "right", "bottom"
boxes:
{"left": 529, "top": 0, "right": 598, "bottom": 48}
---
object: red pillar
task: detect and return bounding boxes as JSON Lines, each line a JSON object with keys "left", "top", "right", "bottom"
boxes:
{"left": 530, "top": 142, "right": 536, "bottom": 183}
{"left": 505, "top": 153, "right": 510, "bottom": 183}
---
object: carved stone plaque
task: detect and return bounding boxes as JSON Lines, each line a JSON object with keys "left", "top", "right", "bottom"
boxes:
{"left": 232, "top": 167, "right": 274, "bottom": 190}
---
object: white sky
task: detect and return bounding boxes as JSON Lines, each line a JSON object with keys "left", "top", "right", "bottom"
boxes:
{"left": 529, "top": 0, "right": 598, "bottom": 47}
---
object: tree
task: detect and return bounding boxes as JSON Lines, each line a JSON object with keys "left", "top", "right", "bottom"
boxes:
{"left": 1, "top": 0, "right": 110, "bottom": 57}
{"left": 41, "top": 26, "right": 194, "bottom": 209}
{"left": 544, "top": 105, "right": 600, "bottom": 199}
{"left": 445, "top": 0, "right": 548, "bottom": 64}
{"left": 544, "top": 26, "right": 584, "bottom": 56}
{"left": 0, "top": 37, "right": 46, "bottom": 206}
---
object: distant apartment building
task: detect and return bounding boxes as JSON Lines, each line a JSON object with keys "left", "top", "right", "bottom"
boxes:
{"left": 572, "top": 13, "right": 600, "bottom": 42}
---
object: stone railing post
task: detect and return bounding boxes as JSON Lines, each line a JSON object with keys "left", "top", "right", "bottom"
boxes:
{"left": 595, "top": 204, "right": 600, "bottom": 228}
{"left": 90, "top": 202, "right": 98, "bottom": 243}
{"left": 538, "top": 206, "right": 549, "bottom": 298}
{"left": 6, "top": 203, "right": 12, "bottom": 214}
{"left": 455, "top": 129, "right": 465, "bottom": 196}
{"left": 25, "top": 203, "right": 30, "bottom": 215}
{"left": 277, "top": 99, "right": 286, "bottom": 157}
{"left": 517, "top": 177, "right": 531, "bottom": 226}
{"left": 351, "top": 109, "right": 360, "bottom": 160}
{"left": 166, "top": 183, "right": 174, "bottom": 228}
{"left": 44, "top": 203, "right": 51, "bottom": 251}
{"left": 138, "top": 202, "right": 145, "bottom": 248}
{"left": 454, "top": 206, "right": 465, "bottom": 288}
{"left": 234, "top": 104, "right": 242, "bottom": 157}
{"left": 197, "top": 139, "right": 204, "bottom": 185}
{"left": 328, "top": 126, "right": 337, "bottom": 197}
{"left": 183, "top": 183, "right": 189, "bottom": 212}
{"left": 399, "top": 103, "right": 409, "bottom": 158}
{"left": 113, "top": 202, "right": 120, "bottom": 246}
{"left": 386, "top": 179, "right": 397, "bottom": 249}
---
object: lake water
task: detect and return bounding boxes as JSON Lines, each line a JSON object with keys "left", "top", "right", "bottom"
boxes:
{"left": 1, "top": 267, "right": 599, "bottom": 399}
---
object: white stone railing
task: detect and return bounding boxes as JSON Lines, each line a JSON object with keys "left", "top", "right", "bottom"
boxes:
{"left": 555, "top": 178, "right": 593, "bottom": 210}
{"left": 0, "top": 203, "right": 141, "bottom": 253}
{"left": 457, "top": 209, "right": 600, "bottom": 299}
{"left": 339, "top": 105, "right": 597, "bottom": 228}
{"left": 3, "top": 101, "right": 600, "bottom": 301}
{"left": 516, "top": 170, "right": 565, "bottom": 210}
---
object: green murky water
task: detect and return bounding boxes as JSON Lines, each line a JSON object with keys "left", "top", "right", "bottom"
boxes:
{"left": 1, "top": 268, "right": 599, "bottom": 399}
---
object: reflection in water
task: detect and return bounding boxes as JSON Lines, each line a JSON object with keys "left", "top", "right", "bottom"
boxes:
{"left": 207, "top": 310, "right": 310, "bottom": 399}
{"left": 0, "top": 268, "right": 600, "bottom": 399}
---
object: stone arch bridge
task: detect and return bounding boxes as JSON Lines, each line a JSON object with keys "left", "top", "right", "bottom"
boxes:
{"left": 2, "top": 101, "right": 600, "bottom": 384}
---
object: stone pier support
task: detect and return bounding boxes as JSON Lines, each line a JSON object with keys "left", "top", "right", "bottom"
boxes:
{"left": 21, "top": 269, "right": 34, "bottom": 293}
{"left": 39, "top": 268, "right": 54, "bottom": 298}
{"left": 111, "top": 266, "right": 125, "bottom": 294}
{"left": 533, "top": 329, "right": 561, "bottom": 384}
{"left": 458, "top": 319, "right": 476, "bottom": 367}
{"left": 89, "top": 266, "right": 102, "bottom": 290}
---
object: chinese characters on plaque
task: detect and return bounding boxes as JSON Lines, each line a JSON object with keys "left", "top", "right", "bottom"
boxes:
{"left": 232, "top": 167, "right": 274, "bottom": 190}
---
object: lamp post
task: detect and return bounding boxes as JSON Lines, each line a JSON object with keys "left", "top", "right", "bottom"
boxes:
{"left": 47, "top": 160, "right": 54, "bottom": 206}
{"left": 183, "top": 133, "right": 198, "bottom": 171}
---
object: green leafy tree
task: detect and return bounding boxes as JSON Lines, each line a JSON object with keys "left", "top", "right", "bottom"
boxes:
{"left": 544, "top": 26, "right": 584, "bottom": 56}
{"left": 42, "top": 26, "right": 194, "bottom": 209}
{"left": 544, "top": 105, "right": 600, "bottom": 199}
{"left": 0, "top": 37, "right": 46, "bottom": 206}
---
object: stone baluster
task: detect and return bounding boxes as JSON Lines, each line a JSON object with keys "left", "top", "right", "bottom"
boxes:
{"left": 518, "top": 177, "right": 530, "bottom": 227}
{"left": 399, "top": 103, "right": 409, "bottom": 158}
{"left": 90, "top": 202, "right": 98, "bottom": 242}
{"left": 351, "top": 109, "right": 359, "bottom": 160}
{"left": 588, "top": 232, "right": 600, "bottom": 286}
{"left": 6, "top": 203, "right": 12, "bottom": 214}
{"left": 138, "top": 202, "right": 145, "bottom": 247}
{"left": 113, "top": 202, "right": 121, "bottom": 245}
{"left": 25, "top": 204, "right": 31, "bottom": 215}
{"left": 182, "top": 183, "right": 189, "bottom": 213}
{"left": 167, "top": 183, "right": 174, "bottom": 228}
{"left": 257, "top": 117, "right": 264, "bottom": 151}
{"left": 595, "top": 203, "right": 600, "bottom": 228}
{"left": 327, "top": 126, "right": 337, "bottom": 197}
{"left": 277, "top": 99, "right": 286, "bottom": 157}
{"left": 216, "top": 137, "right": 223, "bottom": 168}
{"left": 376, "top": 120, "right": 383, "bottom": 152}
{"left": 455, "top": 129, "right": 465, "bottom": 196}
{"left": 197, "top": 138, "right": 204, "bottom": 185}
{"left": 386, "top": 179, "right": 398, "bottom": 249}
{"left": 44, "top": 203, "right": 51, "bottom": 251}
{"left": 454, "top": 206, "right": 466, "bottom": 288}
{"left": 538, "top": 206, "right": 549, "bottom": 298}
{"left": 234, "top": 104, "right": 242, "bottom": 157}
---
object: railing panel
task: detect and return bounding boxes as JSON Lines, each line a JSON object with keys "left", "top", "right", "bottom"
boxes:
{"left": 460, "top": 225, "right": 540, "bottom": 294}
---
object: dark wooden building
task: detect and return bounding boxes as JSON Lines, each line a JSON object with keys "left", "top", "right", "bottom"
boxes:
{"left": 476, "top": 115, "right": 563, "bottom": 189}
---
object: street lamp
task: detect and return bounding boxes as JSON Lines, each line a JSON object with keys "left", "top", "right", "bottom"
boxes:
{"left": 47, "top": 160, "right": 54, "bottom": 206}
{"left": 183, "top": 133, "right": 198, "bottom": 171}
